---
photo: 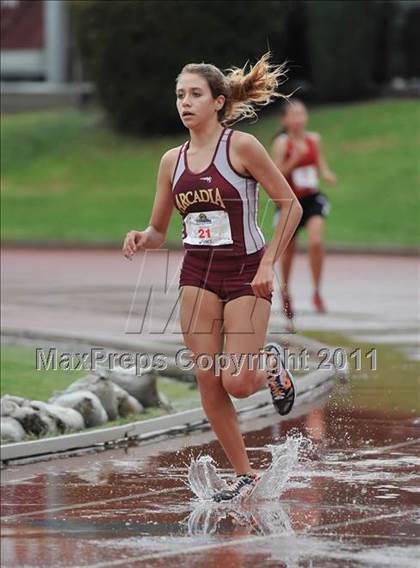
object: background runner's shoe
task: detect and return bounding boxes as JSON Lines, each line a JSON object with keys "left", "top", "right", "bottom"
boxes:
{"left": 212, "top": 473, "right": 259, "bottom": 502}
{"left": 313, "top": 290, "right": 327, "bottom": 313}
{"left": 281, "top": 290, "right": 294, "bottom": 319}
{"left": 264, "top": 342, "right": 296, "bottom": 416}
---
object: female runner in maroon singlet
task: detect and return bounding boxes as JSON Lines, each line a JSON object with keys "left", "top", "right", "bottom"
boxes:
{"left": 122, "top": 53, "right": 303, "bottom": 500}
{"left": 272, "top": 99, "right": 337, "bottom": 318}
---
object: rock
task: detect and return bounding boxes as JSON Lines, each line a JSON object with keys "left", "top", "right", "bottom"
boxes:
{"left": 36, "top": 411, "right": 58, "bottom": 437}
{"left": 111, "top": 383, "right": 143, "bottom": 417}
{"left": 94, "top": 366, "right": 160, "bottom": 408}
{"left": 1, "top": 394, "right": 26, "bottom": 407}
{"left": 121, "top": 393, "right": 144, "bottom": 416}
{"left": 28, "top": 400, "right": 49, "bottom": 413}
{"left": 0, "top": 398, "right": 20, "bottom": 417}
{"left": 48, "top": 404, "right": 85, "bottom": 432}
{"left": 49, "top": 390, "right": 108, "bottom": 428}
{"left": 157, "top": 366, "right": 196, "bottom": 383}
{"left": 1, "top": 416, "right": 26, "bottom": 443}
{"left": 60, "top": 374, "right": 119, "bottom": 420}
{"left": 9, "top": 406, "right": 57, "bottom": 436}
{"left": 29, "top": 400, "right": 85, "bottom": 433}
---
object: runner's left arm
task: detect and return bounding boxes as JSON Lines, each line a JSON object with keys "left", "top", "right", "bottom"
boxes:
{"left": 233, "top": 132, "right": 303, "bottom": 267}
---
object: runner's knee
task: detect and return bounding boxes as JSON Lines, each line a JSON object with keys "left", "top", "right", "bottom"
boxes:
{"left": 222, "top": 368, "right": 256, "bottom": 399}
{"left": 309, "top": 239, "right": 323, "bottom": 251}
{"left": 196, "top": 373, "right": 227, "bottom": 405}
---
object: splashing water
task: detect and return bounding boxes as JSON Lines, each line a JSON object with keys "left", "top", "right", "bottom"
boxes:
{"left": 187, "top": 433, "right": 312, "bottom": 501}
{"left": 187, "top": 454, "right": 229, "bottom": 500}
{"left": 251, "top": 434, "right": 311, "bottom": 499}
{"left": 185, "top": 499, "right": 294, "bottom": 536}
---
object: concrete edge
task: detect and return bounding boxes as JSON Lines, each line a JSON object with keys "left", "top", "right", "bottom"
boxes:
{"left": 1, "top": 326, "right": 349, "bottom": 463}
{"left": 1, "top": 240, "right": 419, "bottom": 257}
{"left": 0, "top": 366, "right": 336, "bottom": 463}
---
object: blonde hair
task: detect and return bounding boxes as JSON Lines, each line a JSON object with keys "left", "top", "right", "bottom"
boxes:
{"left": 177, "top": 51, "right": 289, "bottom": 125}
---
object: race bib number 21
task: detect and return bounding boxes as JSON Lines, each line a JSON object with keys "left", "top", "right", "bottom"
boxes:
{"left": 183, "top": 210, "right": 233, "bottom": 246}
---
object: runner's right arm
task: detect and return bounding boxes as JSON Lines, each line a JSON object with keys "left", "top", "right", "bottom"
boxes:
{"left": 122, "top": 148, "right": 177, "bottom": 259}
{"left": 310, "top": 132, "right": 337, "bottom": 186}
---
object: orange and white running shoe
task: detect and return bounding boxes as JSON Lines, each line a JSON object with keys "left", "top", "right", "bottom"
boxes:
{"left": 264, "top": 342, "right": 296, "bottom": 416}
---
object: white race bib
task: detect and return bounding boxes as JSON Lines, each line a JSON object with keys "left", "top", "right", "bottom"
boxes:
{"left": 183, "top": 210, "right": 233, "bottom": 246}
{"left": 292, "top": 165, "right": 318, "bottom": 190}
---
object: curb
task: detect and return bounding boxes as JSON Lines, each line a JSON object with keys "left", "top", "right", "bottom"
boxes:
{"left": 0, "top": 331, "right": 348, "bottom": 464}
{"left": 1, "top": 366, "right": 337, "bottom": 464}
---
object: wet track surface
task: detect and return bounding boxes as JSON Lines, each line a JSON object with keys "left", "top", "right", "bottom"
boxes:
{"left": 2, "top": 249, "right": 419, "bottom": 348}
{"left": 2, "top": 393, "right": 419, "bottom": 567}
{"left": 1, "top": 249, "right": 420, "bottom": 566}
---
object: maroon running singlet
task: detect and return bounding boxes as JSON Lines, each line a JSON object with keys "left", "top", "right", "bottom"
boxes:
{"left": 172, "top": 127, "right": 272, "bottom": 304}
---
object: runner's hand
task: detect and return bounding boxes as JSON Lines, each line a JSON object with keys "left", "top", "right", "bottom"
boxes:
{"left": 323, "top": 169, "right": 337, "bottom": 186}
{"left": 122, "top": 230, "right": 149, "bottom": 260}
{"left": 250, "top": 263, "right": 274, "bottom": 299}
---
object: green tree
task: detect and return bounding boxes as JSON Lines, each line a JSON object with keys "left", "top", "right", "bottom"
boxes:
{"left": 401, "top": 5, "right": 420, "bottom": 78}
{"left": 305, "top": 0, "right": 378, "bottom": 100}
{"left": 73, "top": 0, "right": 292, "bottom": 136}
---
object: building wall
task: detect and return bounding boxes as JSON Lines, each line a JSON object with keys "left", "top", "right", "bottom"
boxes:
{"left": 1, "top": 0, "right": 68, "bottom": 82}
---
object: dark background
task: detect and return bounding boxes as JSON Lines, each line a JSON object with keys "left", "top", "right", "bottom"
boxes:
{"left": 72, "top": 0, "right": 420, "bottom": 135}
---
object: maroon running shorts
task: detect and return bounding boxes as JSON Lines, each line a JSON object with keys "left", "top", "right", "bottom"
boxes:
{"left": 179, "top": 246, "right": 272, "bottom": 304}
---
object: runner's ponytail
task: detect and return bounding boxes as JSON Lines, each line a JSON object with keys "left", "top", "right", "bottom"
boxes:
{"left": 224, "top": 52, "right": 289, "bottom": 124}
{"left": 177, "top": 52, "right": 289, "bottom": 126}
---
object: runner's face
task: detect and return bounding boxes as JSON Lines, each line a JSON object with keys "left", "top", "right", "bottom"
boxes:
{"left": 176, "top": 73, "right": 224, "bottom": 128}
{"left": 282, "top": 103, "right": 308, "bottom": 134}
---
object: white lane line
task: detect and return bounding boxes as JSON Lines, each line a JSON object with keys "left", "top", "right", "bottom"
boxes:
{"left": 309, "top": 510, "right": 410, "bottom": 532}
{"left": 70, "top": 510, "right": 411, "bottom": 568}
{"left": 308, "top": 532, "right": 420, "bottom": 542}
{"left": 1, "top": 486, "right": 184, "bottom": 522}
{"left": 1, "top": 475, "right": 40, "bottom": 485}
{"left": 345, "top": 437, "right": 420, "bottom": 458}
{"left": 73, "top": 534, "right": 286, "bottom": 568}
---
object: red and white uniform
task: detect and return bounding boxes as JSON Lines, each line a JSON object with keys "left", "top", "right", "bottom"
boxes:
{"left": 281, "top": 133, "right": 320, "bottom": 199}
{"left": 273, "top": 132, "right": 330, "bottom": 234}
